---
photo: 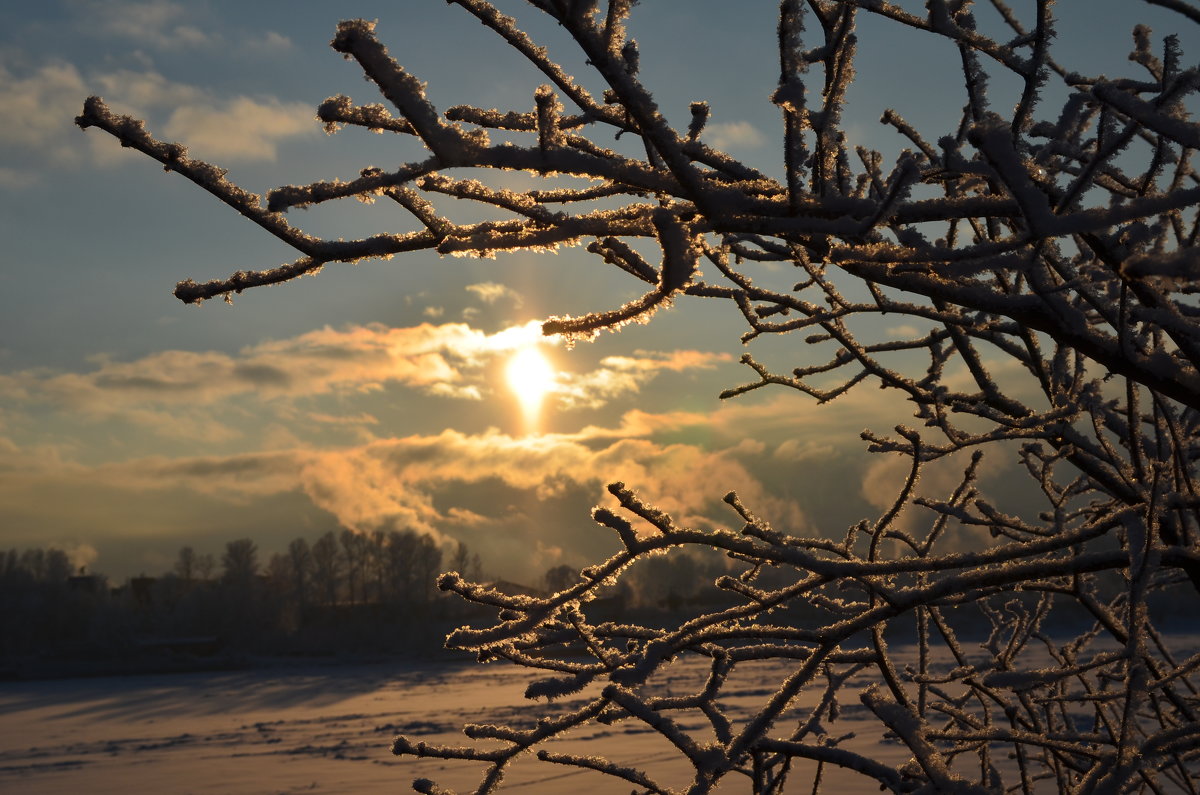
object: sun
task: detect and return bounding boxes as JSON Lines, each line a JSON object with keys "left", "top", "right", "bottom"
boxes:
{"left": 506, "top": 345, "right": 556, "bottom": 430}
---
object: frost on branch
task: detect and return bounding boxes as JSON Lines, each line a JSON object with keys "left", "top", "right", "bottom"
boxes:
{"left": 80, "top": 0, "right": 1200, "bottom": 792}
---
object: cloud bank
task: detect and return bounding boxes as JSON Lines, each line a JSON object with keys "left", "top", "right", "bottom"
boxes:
{"left": 0, "top": 310, "right": 968, "bottom": 582}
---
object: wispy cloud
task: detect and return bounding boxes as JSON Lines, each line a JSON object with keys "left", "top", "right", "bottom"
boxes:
{"left": 554, "top": 350, "right": 734, "bottom": 409}
{"left": 0, "top": 322, "right": 739, "bottom": 451}
{"left": 91, "top": 69, "right": 205, "bottom": 115}
{"left": 90, "top": 69, "right": 315, "bottom": 164}
{"left": 0, "top": 60, "right": 89, "bottom": 169}
{"left": 83, "top": 0, "right": 291, "bottom": 54}
{"left": 0, "top": 165, "right": 37, "bottom": 189}
{"left": 0, "top": 422, "right": 809, "bottom": 578}
{"left": 163, "top": 96, "right": 315, "bottom": 162}
{"left": 568, "top": 408, "right": 713, "bottom": 440}
{"left": 465, "top": 282, "right": 523, "bottom": 306}
{"left": 773, "top": 438, "right": 836, "bottom": 463}
{"left": 103, "top": 404, "right": 822, "bottom": 537}
{"left": 0, "top": 52, "right": 314, "bottom": 176}
{"left": 253, "top": 31, "right": 293, "bottom": 51}
{"left": 707, "top": 120, "right": 766, "bottom": 150}
{"left": 0, "top": 362, "right": 946, "bottom": 582}
{"left": 87, "top": 0, "right": 212, "bottom": 49}
{"left": 305, "top": 411, "right": 379, "bottom": 427}
{"left": 16, "top": 321, "right": 542, "bottom": 412}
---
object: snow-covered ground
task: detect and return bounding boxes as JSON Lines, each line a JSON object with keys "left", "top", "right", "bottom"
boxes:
{"left": 0, "top": 652, "right": 915, "bottom": 794}
{"left": 3, "top": 635, "right": 1196, "bottom": 793}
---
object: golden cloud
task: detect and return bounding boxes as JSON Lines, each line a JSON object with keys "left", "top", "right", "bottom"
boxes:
{"left": 554, "top": 349, "right": 734, "bottom": 409}
{"left": 15, "top": 322, "right": 542, "bottom": 412}
{"left": 0, "top": 411, "right": 811, "bottom": 554}
{"left": 1, "top": 322, "right": 743, "bottom": 450}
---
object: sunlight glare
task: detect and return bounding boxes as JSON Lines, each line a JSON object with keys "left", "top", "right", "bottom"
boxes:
{"left": 506, "top": 345, "right": 556, "bottom": 431}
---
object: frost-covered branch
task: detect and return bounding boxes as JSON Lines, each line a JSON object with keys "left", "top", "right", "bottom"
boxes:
{"left": 81, "top": 1, "right": 1200, "bottom": 792}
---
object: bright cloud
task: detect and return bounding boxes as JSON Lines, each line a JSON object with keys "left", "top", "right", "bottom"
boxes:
{"left": 465, "top": 282, "right": 523, "bottom": 306}
{"left": 164, "top": 96, "right": 315, "bottom": 162}
{"left": 0, "top": 321, "right": 742, "bottom": 452}
{"left": 92, "top": 69, "right": 205, "bottom": 115}
{"left": 113, "top": 410, "right": 814, "bottom": 538}
{"left": 0, "top": 53, "right": 312, "bottom": 175}
{"left": 773, "top": 438, "right": 836, "bottom": 462}
{"left": 0, "top": 421, "right": 809, "bottom": 580}
{"left": 0, "top": 61, "right": 89, "bottom": 167}
{"left": 554, "top": 350, "right": 734, "bottom": 408}
{"left": 0, "top": 356, "right": 936, "bottom": 583}
{"left": 568, "top": 408, "right": 712, "bottom": 440}
{"left": 19, "top": 321, "right": 537, "bottom": 413}
{"left": 707, "top": 120, "right": 766, "bottom": 150}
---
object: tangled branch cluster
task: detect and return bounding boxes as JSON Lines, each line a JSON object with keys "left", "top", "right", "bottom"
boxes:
{"left": 78, "top": 0, "right": 1200, "bottom": 792}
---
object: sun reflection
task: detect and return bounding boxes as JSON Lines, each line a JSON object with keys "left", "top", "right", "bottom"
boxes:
{"left": 506, "top": 345, "right": 556, "bottom": 432}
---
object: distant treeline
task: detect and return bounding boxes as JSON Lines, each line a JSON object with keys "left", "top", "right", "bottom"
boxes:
{"left": 0, "top": 529, "right": 481, "bottom": 675}
{"left": 0, "top": 529, "right": 751, "bottom": 677}
{"left": 8, "top": 530, "right": 1179, "bottom": 681}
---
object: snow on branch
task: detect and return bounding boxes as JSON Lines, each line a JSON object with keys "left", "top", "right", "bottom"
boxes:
{"left": 80, "top": 1, "right": 1200, "bottom": 792}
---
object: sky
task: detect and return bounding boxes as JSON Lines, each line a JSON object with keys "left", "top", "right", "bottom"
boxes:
{"left": 0, "top": 0, "right": 1193, "bottom": 583}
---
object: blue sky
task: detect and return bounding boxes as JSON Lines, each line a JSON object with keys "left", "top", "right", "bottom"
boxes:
{"left": 0, "top": 0, "right": 1192, "bottom": 581}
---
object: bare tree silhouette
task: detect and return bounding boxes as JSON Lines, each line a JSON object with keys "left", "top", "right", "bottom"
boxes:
{"left": 78, "top": 1, "right": 1200, "bottom": 792}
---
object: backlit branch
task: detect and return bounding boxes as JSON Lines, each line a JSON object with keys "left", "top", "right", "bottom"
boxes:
{"left": 80, "top": 1, "right": 1200, "bottom": 792}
